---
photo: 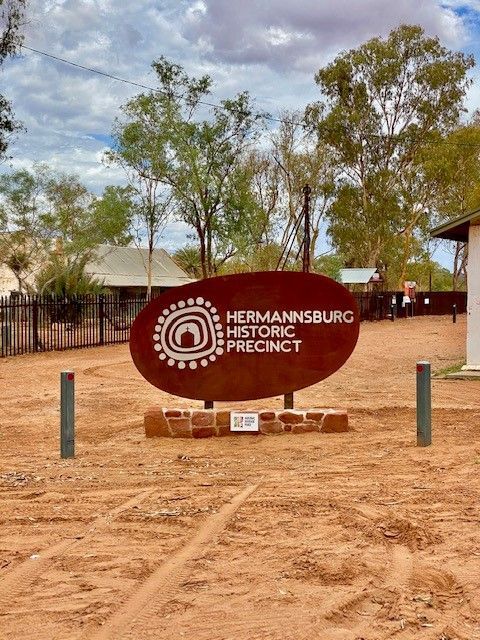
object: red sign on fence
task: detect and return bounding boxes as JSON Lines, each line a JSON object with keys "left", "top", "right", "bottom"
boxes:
{"left": 130, "top": 271, "right": 360, "bottom": 401}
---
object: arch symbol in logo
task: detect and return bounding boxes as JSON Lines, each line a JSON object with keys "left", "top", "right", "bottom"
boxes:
{"left": 152, "top": 297, "right": 224, "bottom": 370}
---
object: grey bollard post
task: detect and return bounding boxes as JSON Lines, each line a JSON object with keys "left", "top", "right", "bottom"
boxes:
{"left": 416, "top": 361, "right": 431, "bottom": 447}
{"left": 452, "top": 304, "right": 457, "bottom": 323}
{"left": 61, "top": 371, "right": 75, "bottom": 458}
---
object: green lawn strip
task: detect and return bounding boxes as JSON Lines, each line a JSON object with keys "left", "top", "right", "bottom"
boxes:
{"left": 433, "top": 361, "right": 466, "bottom": 378}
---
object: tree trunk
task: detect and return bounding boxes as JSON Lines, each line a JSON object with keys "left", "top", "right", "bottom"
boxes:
{"left": 453, "top": 242, "right": 467, "bottom": 291}
{"left": 310, "top": 227, "right": 319, "bottom": 265}
{"left": 197, "top": 226, "right": 208, "bottom": 279}
{"left": 15, "top": 272, "right": 23, "bottom": 293}
{"left": 206, "top": 222, "right": 213, "bottom": 278}
{"left": 147, "top": 236, "right": 153, "bottom": 296}
{"left": 398, "top": 229, "right": 412, "bottom": 289}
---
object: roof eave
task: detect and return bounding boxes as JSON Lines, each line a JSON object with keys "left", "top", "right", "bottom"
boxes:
{"left": 431, "top": 208, "right": 480, "bottom": 242}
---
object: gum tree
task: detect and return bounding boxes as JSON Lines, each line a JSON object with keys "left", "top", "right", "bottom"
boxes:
{"left": 0, "top": 166, "right": 131, "bottom": 293}
{"left": 109, "top": 57, "right": 264, "bottom": 279}
{"left": 306, "top": 24, "right": 474, "bottom": 286}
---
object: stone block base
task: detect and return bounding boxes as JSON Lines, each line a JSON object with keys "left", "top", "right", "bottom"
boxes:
{"left": 144, "top": 408, "right": 349, "bottom": 438}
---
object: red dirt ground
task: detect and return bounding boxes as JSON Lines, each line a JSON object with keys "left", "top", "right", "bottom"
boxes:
{"left": 1, "top": 315, "right": 480, "bottom": 640}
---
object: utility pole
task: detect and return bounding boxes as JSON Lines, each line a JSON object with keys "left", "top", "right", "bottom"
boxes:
{"left": 302, "top": 184, "right": 312, "bottom": 273}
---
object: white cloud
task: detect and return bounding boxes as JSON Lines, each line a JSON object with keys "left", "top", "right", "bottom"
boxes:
{"left": 1, "top": 0, "right": 479, "bottom": 251}
{"left": 181, "top": 0, "right": 467, "bottom": 72}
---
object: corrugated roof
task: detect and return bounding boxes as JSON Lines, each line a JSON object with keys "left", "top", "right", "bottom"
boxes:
{"left": 85, "top": 245, "right": 194, "bottom": 288}
{"left": 431, "top": 208, "right": 480, "bottom": 242}
{"left": 339, "top": 268, "right": 380, "bottom": 284}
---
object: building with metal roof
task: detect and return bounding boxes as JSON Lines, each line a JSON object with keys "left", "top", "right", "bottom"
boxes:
{"left": 84, "top": 245, "right": 194, "bottom": 294}
{"left": 339, "top": 268, "right": 383, "bottom": 291}
{"left": 0, "top": 244, "right": 194, "bottom": 297}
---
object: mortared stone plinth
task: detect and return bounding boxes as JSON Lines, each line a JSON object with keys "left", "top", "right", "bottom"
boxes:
{"left": 144, "top": 408, "right": 349, "bottom": 438}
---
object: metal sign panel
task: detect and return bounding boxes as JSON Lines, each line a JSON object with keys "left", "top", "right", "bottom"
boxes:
{"left": 130, "top": 271, "right": 360, "bottom": 401}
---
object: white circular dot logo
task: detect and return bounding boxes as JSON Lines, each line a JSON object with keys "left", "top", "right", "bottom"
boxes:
{"left": 152, "top": 297, "right": 224, "bottom": 370}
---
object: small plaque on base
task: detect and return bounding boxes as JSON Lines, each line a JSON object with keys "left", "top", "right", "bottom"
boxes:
{"left": 230, "top": 412, "right": 259, "bottom": 432}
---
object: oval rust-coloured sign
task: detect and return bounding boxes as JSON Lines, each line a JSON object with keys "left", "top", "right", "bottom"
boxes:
{"left": 130, "top": 271, "right": 360, "bottom": 401}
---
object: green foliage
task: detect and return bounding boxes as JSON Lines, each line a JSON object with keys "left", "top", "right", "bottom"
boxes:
{"left": 0, "top": 164, "right": 52, "bottom": 291}
{"left": 313, "top": 254, "right": 344, "bottom": 280}
{"left": 109, "top": 57, "right": 265, "bottom": 279}
{"left": 306, "top": 24, "right": 474, "bottom": 285}
{"left": 420, "top": 117, "right": 480, "bottom": 288}
{"left": 0, "top": 164, "right": 132, "bottom": 293}
{"left": 91, "top": 185, "right": 133, "bottom": 246}
{"left": 35, "top": 254, "right": 104, "bottom": 296}
{"left": 0, "top": 0, "right": 26, "bottom": 160}
{"left": 172, "top": 245, "right": 202, "bottom": 279}
{"left": 386, "top": 259, "right": 456, "bottom": 292}
{"left": 219, "top": 243, "right": 285, "bottom": 274}
{"left": 422, "top": 118, "right": 480, "bottom": 221}
{"left": 272, "top": 111, "right": 337, "bottom": 263}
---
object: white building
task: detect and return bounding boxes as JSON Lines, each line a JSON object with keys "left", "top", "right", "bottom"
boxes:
{"left": 432, "top": 209, "right": 480, "bottom": 371}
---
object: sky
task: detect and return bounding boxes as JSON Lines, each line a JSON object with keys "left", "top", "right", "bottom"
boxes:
{"left": 3, "top": 0, "right": 480, "bottom": 262}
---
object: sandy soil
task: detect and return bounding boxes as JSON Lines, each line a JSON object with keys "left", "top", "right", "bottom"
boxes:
{"left": 1, "top": 315, "right": 480, "bottom": 640}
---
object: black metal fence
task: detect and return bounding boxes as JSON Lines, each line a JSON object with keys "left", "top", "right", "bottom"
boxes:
{"left": 353, "top": 290, "right": 467, "bottom": 322}
{"left": 0, "top": 290, "right": 468, "bottom": 358}
{"left": 0, "top": 294, "right": 149, "bottom": 357}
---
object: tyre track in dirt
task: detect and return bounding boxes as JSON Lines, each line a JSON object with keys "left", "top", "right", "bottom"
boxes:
{"left": 417, "top": 562, "right": 479, "bottom": 640}
{"left": 182, "top": 503, "right": 415, "bottom": 640}
{"left": 191, "top": 549, "right": 407, "bottom": 640}
{"left": 82, "top": 361, "right": 136, "bottom": 382}
{"left": 310, "top": 545, "right": 414, "bottom": 640}
{"left": 86, "top": 483, "right": 259, "bottom": 640}
{"left": 0, "top": 488, "right": 154, "bottom": 613}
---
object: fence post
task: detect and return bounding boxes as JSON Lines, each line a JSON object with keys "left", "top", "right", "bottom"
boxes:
{"left": 32, "top": 298, "right": 39, "bottom": 352}
{"left": 1, "top": 298, "right": 11, "bottom": 354}
{"left": 416, "top": 361, "right": 431, "bottom": 447}
{"left": 99, "top": 294, "right": 105, "bottom": 346}
{"left": 60, "top": 371, "right": 75, "bottom": 458}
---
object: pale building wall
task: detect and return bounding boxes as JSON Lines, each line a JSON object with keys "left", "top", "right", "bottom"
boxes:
{"left": 0, "top": 264, "right": 18, "bottom": 297}
{"left": 0, "top": 264, "right": 37, "bottom": 297}
{"left": 464, "top": 224, "right": 480, "bottom": 370}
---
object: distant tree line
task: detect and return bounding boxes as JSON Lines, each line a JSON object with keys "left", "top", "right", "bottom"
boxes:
{"left": 1, "top": 21, "right": 478, "bottom": 292}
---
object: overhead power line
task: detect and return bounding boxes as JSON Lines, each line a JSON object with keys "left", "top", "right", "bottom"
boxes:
{"left": 20, "top": 44, "right": 480, "bottom": 148}
{"left": 21, "top": 45, "right": 292, "bottom": 126}
{"left": 22, "top": 45, "right": 166, "bottom": 94}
